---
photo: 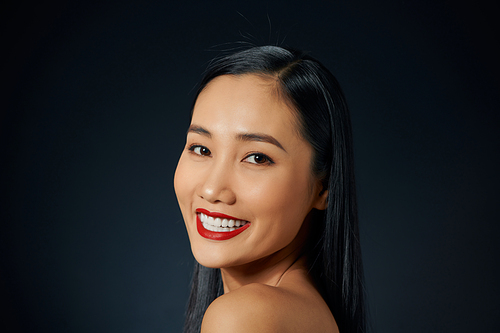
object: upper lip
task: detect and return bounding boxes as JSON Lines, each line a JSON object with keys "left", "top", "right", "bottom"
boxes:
{"left": 196, "top": 208, "right": 246, "bottom": 221}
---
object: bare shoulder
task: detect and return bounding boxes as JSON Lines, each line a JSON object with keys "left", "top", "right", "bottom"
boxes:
{"left": 201, "top": 283, "right": 338, "bottom": 333}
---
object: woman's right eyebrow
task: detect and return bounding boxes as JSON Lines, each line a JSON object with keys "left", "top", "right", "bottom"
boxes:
{"left": 187, "top": 125, "right": 211, "bottom": 137}
{"left": 187, "top": 124, "right": 286, "bottom": 152}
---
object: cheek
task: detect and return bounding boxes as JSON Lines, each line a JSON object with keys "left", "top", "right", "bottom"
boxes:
{"left": 244, "top": 168, "right": 313, "bottom": 225}
{"left": 173, "top": 153, "right": 193, "bottom": 210}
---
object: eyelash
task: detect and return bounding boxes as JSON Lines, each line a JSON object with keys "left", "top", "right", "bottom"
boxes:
{"left": 188, "top": 144, "right": 211, "bottom": 157}
{"left": 187, "top": 145, "right": 274, "bottom": 165}
{"left": 243, "top": 152, "right": 274, "bottom": 165}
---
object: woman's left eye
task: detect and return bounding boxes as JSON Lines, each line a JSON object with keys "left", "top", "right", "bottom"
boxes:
{"left": 243, "top": 153, "right": 274, "bottom": 165}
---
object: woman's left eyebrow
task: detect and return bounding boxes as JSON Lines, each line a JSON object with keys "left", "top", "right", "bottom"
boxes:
{"left": 237, "top": 133, "right": 287, "bottom": 152}
{"left": 188, "top": 125, "right": 286, "bottom": 153}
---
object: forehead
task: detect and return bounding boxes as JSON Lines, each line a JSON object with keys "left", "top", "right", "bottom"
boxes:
{"left": 192, "top": 74, "right": 300, "bottom": 139}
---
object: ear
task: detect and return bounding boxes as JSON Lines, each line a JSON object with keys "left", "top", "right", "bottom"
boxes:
{"left": 313, "top": 185, "right": 328, "bottom": 211}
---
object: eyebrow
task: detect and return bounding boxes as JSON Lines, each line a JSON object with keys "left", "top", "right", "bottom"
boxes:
{"left": 187, "top": 124, "right": 286, "bottom": 152}
{"left": 188, "top": 125, "right": 211, "bottom": 137}
{"left": 237, "top": 133, "right": 286, "bottom": 152}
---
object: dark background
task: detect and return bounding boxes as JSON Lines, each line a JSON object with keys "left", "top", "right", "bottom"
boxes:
{"left": 1, "top": 0, "right": 499, "bottom": 332}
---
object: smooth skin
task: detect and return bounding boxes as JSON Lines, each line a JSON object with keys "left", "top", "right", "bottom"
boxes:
{"left": 174, "top": 74, "right": 338, "bottom": 332}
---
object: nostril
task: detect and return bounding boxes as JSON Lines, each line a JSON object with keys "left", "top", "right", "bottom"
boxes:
{"left": 199, "top": 187, "right": 236, "bottom": 205}
{"left": 197, "top": 168, "right": 236, "bottom": 204}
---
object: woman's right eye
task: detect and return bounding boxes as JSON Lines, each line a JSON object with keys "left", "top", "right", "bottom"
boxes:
{"left": 189, "top": 145, "right": 211, "bottom": 157}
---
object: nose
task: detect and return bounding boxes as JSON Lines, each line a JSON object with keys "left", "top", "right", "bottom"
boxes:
{"left": 197, "top": 160, "right": 236, "bottom": 205}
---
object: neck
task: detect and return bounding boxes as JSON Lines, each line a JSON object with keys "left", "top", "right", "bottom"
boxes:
{"left": 220, "top": 219, "right": 310, "bottom": 293}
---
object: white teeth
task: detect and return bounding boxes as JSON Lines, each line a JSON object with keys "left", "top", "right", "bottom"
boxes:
{"left": 199, "top": 213, "right": 247, "bottom": 232}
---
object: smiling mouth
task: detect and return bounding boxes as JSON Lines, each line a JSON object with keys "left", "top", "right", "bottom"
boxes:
{"left": 199, "top": 212, "right": 249, "bottom": 232}
{"left": 196, "top": 209, "right": 251, "bottom": 240}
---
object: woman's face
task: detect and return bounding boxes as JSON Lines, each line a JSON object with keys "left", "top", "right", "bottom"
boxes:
{"left": 174, "top": 74, "right": 326, "bottom": 269}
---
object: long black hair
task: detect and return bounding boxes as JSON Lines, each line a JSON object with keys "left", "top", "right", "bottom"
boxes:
{"left": 182, "top": 46, "right": 366, "bottom": 333}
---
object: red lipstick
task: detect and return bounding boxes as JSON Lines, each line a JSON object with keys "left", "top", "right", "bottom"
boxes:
{"left": 196, "top": 208, "right": 250, "bottom": 241}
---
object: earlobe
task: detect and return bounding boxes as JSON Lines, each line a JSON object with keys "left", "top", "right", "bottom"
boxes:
{"left": 313, "top": 187, "right": 329, "bottom": 211}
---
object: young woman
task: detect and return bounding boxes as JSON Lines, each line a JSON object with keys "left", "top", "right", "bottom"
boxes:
{"left": 174, "top": 46, "right": 366, "bottom": 333}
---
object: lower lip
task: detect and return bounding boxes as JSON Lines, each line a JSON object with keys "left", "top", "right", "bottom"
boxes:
{"left": 196, "top": 214, "right": 250, "bottom": 241}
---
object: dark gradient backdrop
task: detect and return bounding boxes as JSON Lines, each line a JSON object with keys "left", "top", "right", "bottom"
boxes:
{"left": 2, "top": 1, "right": 499, "bottom": 332}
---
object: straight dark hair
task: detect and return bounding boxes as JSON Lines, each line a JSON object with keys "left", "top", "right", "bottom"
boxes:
{"left": 182, "top": 46, "right": 366, "bottom": 333}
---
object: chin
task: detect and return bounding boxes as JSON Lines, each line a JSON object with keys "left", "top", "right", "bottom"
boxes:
{"left": 190, "top": 243, "right": 249, "bottom": 269}
{"left": 192, "top": 252, "right": 231, "bottom": 269}
{"left": 190, "top": 242, "right": 225, "bottom": 268}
